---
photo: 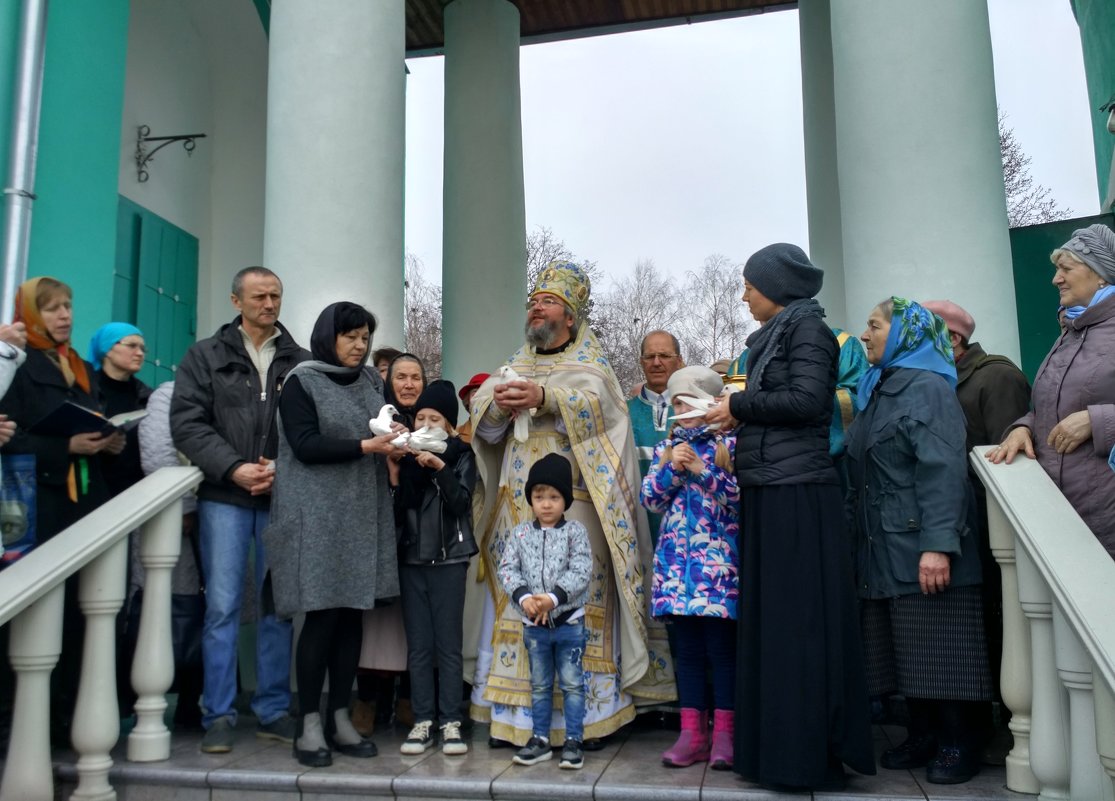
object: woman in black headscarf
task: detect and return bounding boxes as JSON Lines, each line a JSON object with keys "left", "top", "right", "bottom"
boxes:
{"left": 705, "top": 244, "right": 874, "bottom": 791}
{"left": 264, "top": 302, "right": 405, "bottom": 767}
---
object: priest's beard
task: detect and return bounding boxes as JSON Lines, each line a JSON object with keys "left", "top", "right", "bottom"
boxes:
{"left": 525, "top": 317, "right": 563, "bottom": 349}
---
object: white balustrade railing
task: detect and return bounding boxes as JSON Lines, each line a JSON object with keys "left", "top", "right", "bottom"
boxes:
{"left": 972, "top": 446, "right": 1115, "bottom": 801}
{"left": 0, "top": 466, "right": 202, "bottom": 801}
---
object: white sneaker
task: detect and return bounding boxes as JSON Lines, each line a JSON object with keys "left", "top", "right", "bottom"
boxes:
{"left": 401, "top": 720, "right": 435, "bottom": 754}
{"left": 441, "top": 721, "right": 468, "bottom": 755}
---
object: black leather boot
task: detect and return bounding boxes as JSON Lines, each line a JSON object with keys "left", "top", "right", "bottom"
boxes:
{"left": 880, "top": 697, "right": 937, "bottom": 770}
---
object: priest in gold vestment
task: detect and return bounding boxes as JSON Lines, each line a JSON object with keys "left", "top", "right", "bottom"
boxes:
{"left": 468, "top": 262, "right": 675, "bottom": 745}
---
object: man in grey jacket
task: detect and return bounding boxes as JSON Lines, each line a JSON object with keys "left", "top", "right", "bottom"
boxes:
{"left": 171, "top": 266, "right": 307, "bottom": 753}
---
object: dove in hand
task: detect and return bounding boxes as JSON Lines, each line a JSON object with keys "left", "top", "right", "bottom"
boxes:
{"left": 497, "top": 365, "right": 532, "bottom": 443}
{"left": 407, "top": 425, "right": 449, "bottom": 454}
{"left": 370, "top": 404, "right": 399, "bottom": 436}
{"left": 669, "top": 396, "right": 716, "bottom": 421}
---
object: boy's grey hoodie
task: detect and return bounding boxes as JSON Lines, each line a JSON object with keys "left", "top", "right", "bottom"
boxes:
{"left": 498, "top": 517, "right": 591, "bottom": 627}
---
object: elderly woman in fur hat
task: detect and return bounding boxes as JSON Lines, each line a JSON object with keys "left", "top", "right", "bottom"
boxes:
{"left": 988, "top": 223, "right": 1115, "bottom": 556}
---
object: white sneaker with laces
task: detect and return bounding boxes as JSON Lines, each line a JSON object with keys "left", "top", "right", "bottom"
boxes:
{"left": 401, "top": 720, "right": 435, "bottom": 754}
{"left": 441, "top": 721, "right": 468, "bottom": 755}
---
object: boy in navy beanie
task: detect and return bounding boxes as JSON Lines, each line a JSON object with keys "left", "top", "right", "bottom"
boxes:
{"left": 498, "top": 453, "right": 591, "bottom": 770}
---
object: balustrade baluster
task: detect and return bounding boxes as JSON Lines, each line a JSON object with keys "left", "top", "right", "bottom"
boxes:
{"left": 988, "top": 494, "right": 1037, "bottom": 792}
{"left": 1017, "top": 545, "right": 1070, "bottom": 800}
{"left": 1052, "top": 604, "right": 1109, "bottom": 800}
{"left": 0, "top": 585, "right": 65, "bottom": 801}
{"left": 71, "top": 537, "right": 128, "bottom": 801}
{"left": 127, "top": 500, "right": 182, "bottom": 762}
{"left": 1093, "top": 673, "right": 1115, "bottom": 800}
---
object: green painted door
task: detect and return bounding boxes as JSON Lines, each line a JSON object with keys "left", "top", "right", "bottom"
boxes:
{"left": 1009, "top": 213, "right": 1115, "bottom": 381}
{"left": 113, "top": 197, "right": 198, "bottom": 386}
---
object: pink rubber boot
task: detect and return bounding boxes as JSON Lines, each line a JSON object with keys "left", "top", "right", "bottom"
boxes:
{"left": 661, "top": 708, "right": 710, "bottom": 767}
{"left": 709, "top": 709, "right": 734, "bottom": 770}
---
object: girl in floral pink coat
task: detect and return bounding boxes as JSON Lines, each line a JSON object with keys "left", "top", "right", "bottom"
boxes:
{"left": 641, "top": 367, "right": 739, "bottom": 771}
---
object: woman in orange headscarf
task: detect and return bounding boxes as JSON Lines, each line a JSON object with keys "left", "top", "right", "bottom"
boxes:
{"left": 0, "top": 277, "right": 119, "bottom": 539}
{"left": 0, "top": 277, "right": 122, "bottom": 740}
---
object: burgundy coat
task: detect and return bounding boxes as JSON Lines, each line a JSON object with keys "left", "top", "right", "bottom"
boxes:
{"left": 1011, "top": 295, "right": 1115, "bottom": 555}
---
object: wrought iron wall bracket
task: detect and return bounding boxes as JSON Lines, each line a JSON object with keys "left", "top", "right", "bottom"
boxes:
{"left": 135, "top": 125, "right": 207, "bottom": 183}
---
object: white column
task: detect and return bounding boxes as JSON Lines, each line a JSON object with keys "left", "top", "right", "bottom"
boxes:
{"left": 128, "top": 503, "right": 182, "bottom": 762}
{"left": 826, "top": 0, "right": 1020, "bottom": 362}
{"left": 71, "top": 538, "right": 128, "bottom": 801}
{"left": 797, "top": 0, "right": 848, "bottom": 330}
{"left": 441, "top": 0, "right": 527, "bottom": 387}
{"left": 264, "top": 0, "right": 406, "bottom": 349}
{"left": 1017, "top": 546, "right": 1071, "bottom": 800}
{"left": 988, "top": 494, "right": 1038, "bottom": 793}
{"left": 0, "top": 585, "right": 64, "bottom": 801}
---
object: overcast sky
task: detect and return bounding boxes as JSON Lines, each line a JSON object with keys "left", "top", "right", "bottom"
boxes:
{"left": 402, "top": 0, "right": 1098, "bottom": 288}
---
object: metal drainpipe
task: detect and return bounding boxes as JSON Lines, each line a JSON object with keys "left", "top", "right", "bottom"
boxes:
{"left": 1, "top": 0, "right": 49, "bottom": 324}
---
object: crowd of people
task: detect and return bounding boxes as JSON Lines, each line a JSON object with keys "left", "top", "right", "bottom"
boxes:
{"left": 1, "top": 223, "right": 1113, "bottom": 790}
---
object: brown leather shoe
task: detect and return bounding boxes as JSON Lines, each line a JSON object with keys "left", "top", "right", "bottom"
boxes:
{"left": 351, "top": 700, "right": 376, "bottom": 737}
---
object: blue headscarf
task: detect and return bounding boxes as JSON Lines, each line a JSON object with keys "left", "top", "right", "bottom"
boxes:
{"left": 88, "top": 322, "right": 143, "bottom": 365}
{"left": 855, "top": 297, "right": 956, "bottom": 411}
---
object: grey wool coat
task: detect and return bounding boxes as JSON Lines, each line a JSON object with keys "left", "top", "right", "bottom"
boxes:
{"left": 264, "top": 364, "right": 398, "bottom": 620}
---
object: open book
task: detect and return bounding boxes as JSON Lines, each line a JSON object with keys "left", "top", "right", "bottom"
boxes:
{"left": 29, "top": 402, "right": 148, "bottom": 438}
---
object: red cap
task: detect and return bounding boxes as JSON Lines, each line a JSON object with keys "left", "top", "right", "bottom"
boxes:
{"left": 459, "top": 373, "right": 490, "bottom": 402}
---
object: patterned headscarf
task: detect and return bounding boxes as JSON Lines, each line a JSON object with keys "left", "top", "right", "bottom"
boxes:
{"left": 531, "top": 261, "right": 591, "bottom": 320}
{"left": 855, "top": 297, "right": 956, "bottom": 411}
{"left": 15, "top": 277, "right": 90, "bottom": 393}
{"left": 1057, "top": 224, "right": 1115, "bottom": 319}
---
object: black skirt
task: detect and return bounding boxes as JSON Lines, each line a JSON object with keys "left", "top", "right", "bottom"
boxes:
{"left": 734, "top": 483, "right": 876, "bottom": 787}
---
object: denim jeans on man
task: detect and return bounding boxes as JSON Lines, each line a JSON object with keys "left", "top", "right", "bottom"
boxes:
{"left": 198, "top": 500, "right": 291, "bottom": 728}
{"left": 523, "top": 619, "right": 587, "bottom": 742}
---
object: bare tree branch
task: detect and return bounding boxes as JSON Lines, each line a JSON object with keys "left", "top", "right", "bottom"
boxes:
{"left": 1000, "top": 108, "right": 1072, "bottom": 228}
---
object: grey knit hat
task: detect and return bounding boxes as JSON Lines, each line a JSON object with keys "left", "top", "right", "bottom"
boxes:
{"left": 1060, "top": 224, "right": 1115, "bottom": 284}
{"left": 743, "top": 243, "right": 824, "bottom": 305}
{"left": 667, "top": 366, "right": 723, "bottom": 404}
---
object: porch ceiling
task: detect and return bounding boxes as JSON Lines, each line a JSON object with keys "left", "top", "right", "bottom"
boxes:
{"left": 405, "top": 0, "right": 794, "bottom": 55}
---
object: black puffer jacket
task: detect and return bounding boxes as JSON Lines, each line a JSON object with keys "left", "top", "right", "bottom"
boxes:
{"left": 170, "top": 318, "right": 308, "bottom": 508}
{"left": 396, "top": 437, "right": 478, "bottom": 564}
{"left": 728, "top": 314, "right": 838, "bottom": 486}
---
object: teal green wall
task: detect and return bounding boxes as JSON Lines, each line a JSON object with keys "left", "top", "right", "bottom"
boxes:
{"left": 0, "top": 2, "right": 20, "bottom": 188}
{"left": 26, "top": 0, "right": 130, "bottom": 350}
{"left": 1009, "top": 212, "right": 1115, "bottom": 381}
{"left": 1071, "top": 0, "right": 1115, "bottom": 205}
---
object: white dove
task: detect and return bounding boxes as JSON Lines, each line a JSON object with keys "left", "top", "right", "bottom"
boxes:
{"left": 369, "top": 404, "right": 399, "bottom": 436}
{"left": 497, "top": 365, "right": 531, "bottom": 443}
{"left": 407, "top": 425, "right": 449, "bottom": 454}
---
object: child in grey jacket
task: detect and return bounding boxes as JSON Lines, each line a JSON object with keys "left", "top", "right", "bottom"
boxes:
{"left": 498, "top": 453, "right": 591, "bottom": 770}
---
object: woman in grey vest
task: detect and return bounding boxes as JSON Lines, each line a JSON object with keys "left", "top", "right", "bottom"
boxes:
{"left": 264, "top": 302, "right": 405, "bottom": 767}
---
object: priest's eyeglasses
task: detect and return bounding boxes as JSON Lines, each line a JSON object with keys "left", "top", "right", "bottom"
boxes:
{"left": 524, "top": 297, "right": 564, "bottom": 310}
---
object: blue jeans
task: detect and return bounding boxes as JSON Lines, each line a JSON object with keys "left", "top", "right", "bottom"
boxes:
{"left": 523, "top": 619, "right": 587, "bottom": 742}
{"left": 197, "top": 500, "right": 291, "bottom": 728}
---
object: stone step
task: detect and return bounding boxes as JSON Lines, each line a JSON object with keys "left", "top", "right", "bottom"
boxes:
{"left": 44, "top": 722, "right": 1015, "bottom": 801}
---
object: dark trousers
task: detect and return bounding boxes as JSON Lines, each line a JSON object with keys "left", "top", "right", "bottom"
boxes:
{"left": 295, "top": 607, "right": 363, "bottom": 717}
{"left": 669, "top": 615, "right": 736, "bottom": 711}
{"left": 400, "top": 563, "right": 468, "bottom": 725}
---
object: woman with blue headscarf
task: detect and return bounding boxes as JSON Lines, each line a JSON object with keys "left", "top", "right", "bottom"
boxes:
{"left": 89, "top": 322, "right": 151, "bottom": 497}
{"left": 988, "top": 223, "right": 1115, "bottom": 554}
{"left": 847, "top": 297, "right": 990, "bottom": 786}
